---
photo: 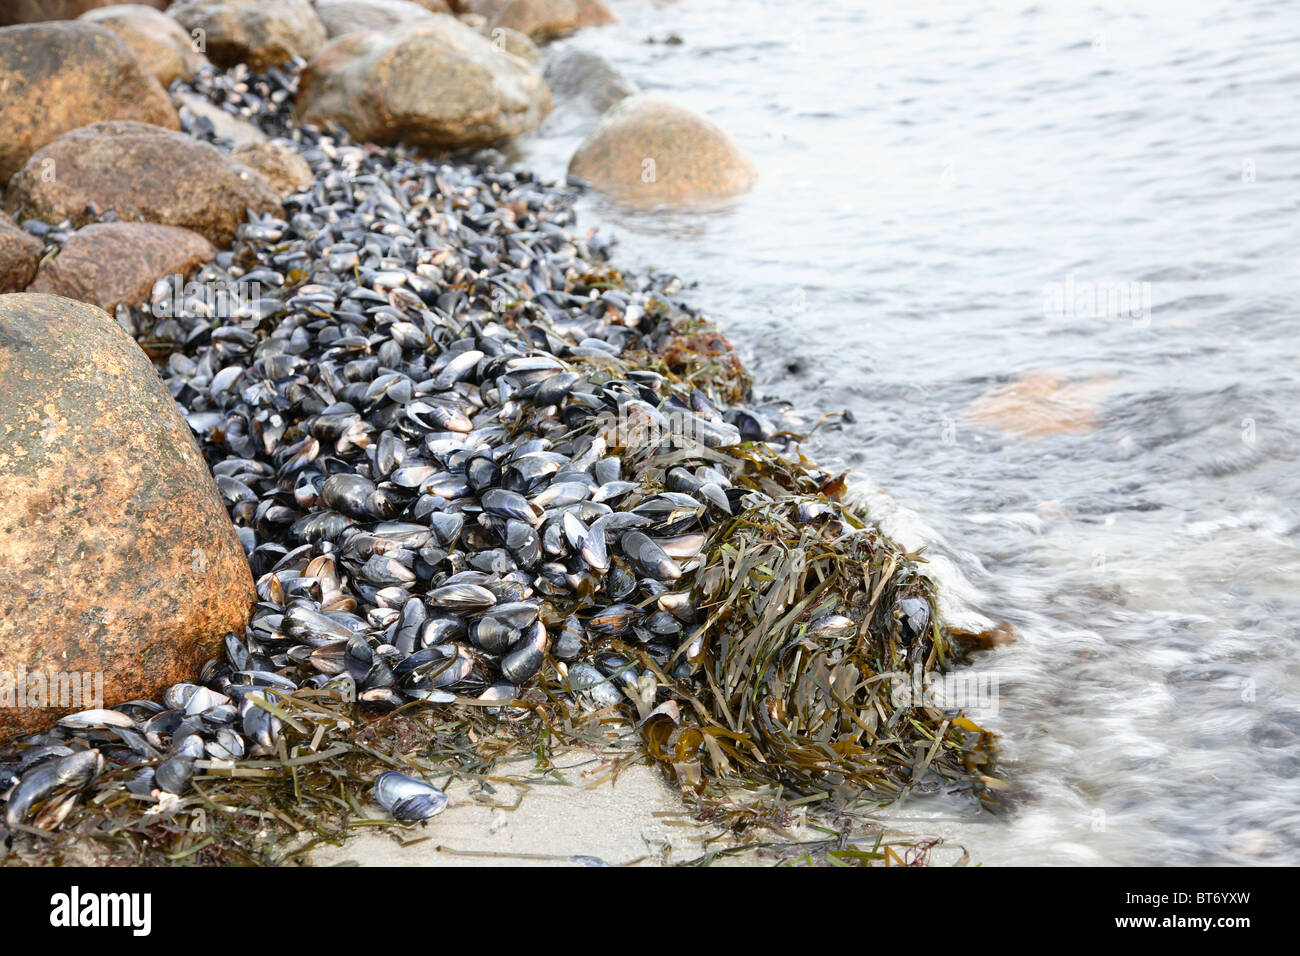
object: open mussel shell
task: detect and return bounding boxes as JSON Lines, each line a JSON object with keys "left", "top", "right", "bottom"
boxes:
{"left": 373, "top": 771, "right": 448, "bottom": 822}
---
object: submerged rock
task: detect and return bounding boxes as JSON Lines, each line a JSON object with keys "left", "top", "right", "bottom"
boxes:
{"left": 568, "top": 95, "right": 757, "bottom": 207}
{"left": 0, "top": 212, "right": 41, "bottom": 293}
{"left": 168, "top": 0, "right": 327, "bottom": 70}
{"left": 4, "top": 121, "right": 282, "bottom": 246}
{"left": 27, "top": 222, "right": 215, "bottom": 313}
{"left": 0, "top": 293, "right": 254, "bottom": 737}
{"left": 0, "top": 21, "right": 178, "bottom": 181}
{"left": 297, "top": 19, "right": 551, "bottom": 150}
{"left": 79, "top": 4, "right": 210, "bottom": 86}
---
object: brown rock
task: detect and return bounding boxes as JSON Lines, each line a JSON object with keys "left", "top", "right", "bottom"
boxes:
{"left": 410, "top": 0, "right": 452, "bottom": 11}
{"left": 5, "top": 121, "right": 283, "bottom": 246}
{"left": 315, "top": 0, "right": 442, "bottom": 39}
{"left": 481, "top": 23, "right": 539, "bottom": 64}
{"left": 0, "top": 212, "right": 42, "bottom": 293}
{"left": 568, "top": 96, "right": 757, "bottom": 207}
{"left": 230, "top": 141, "right": 313, "bottom": 197}
{"left": 466, "top": 0, "right": 576, "bottom": 41}
{"left": 571, "top": 0, "right": 614, "bottom": 29}
{"left": 27, "top": 222, "right": 215, "bottom": 313}
{"left": 168, "top": 0, "right": 327, "bottom": 70}
{"left": 79, "top": 4, "right": 210, "bottom": 87}
{"left": 0, "top": 292, "right": 253, "bottom": 738}
{"left": 297, "top": 19, "right": 551, "bottom": 150}
{"left": 0, "top": 21, "right": 179, "bottom": 181}
{"left": 0, "top": 0, "right": 166, "bottom": 26}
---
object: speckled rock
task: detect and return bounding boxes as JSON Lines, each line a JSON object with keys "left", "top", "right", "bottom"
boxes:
{"left": 27, "top": 222, "right": 215, "bottom": 312}
{"left": 4, "top": 121, "right": 282, "bottom": 246}
{"left": 167, "top": 0, "right": 326, "bottom": 70}
{"left": 315, "top": 0, "right": 442, "bottom": 38}
{"left": 79, "top": 4, "right": 210, "bottom": 87}
{"left": 297, "top": 18, "right": 551, "bottom": 150}
{"left": 230, "top": 141, "right": 313, "bottom": 197}
{"left": 0, "top": 213, "right": 42, "bottom": 293}
{"left": 0, "top": 21, "right": 178, "bottom": 181}
{"left": 0, "top": 292, "right": 254, "bottom": 737}
{"left": 0, "top": 0, "right": 166, "bottom": 26}
{"left": 567, "top": 95, "right": 757, "bottom": 207}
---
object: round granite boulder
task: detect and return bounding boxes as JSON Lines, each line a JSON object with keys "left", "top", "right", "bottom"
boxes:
{"left": 0, "top": 292, "right": 254, "bottom": 737}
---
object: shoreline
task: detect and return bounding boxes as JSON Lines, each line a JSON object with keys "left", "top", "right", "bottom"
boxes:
{"left": 1, "top": 18, "right": 993, "bottom": 867}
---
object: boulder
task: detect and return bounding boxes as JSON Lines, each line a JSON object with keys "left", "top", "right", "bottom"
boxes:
{"left": 0, "top": 213, "right": 42, "bottom": 293}
{"left": 297, "top": 19, "right": 551, "bottom": 150}
{"left": 167, "top": 0, "right": 327, "bottom": 70}
{"left": 0, "top": 292, "right": 253, "bottom": 737}
{"left": 79, "top": 4, "right": 210, "bottom": 87}
{"left": 544, "top": 46, "right": 638, "bottom": 117}
{"left": 571, "top": 0, "right": 614, "bottom": 29}
{"left": 0, "top": 21, "right": 178, "bottom": 181}
{"left": 568, "top": 96, "right": 757, "bottom": 207}
{"left": 174, "top": 90, "right": 268, "bottom": 147}
{"left": 0, "top": 0, "right": 166, "bottom": 26}
{"left": 27, "top": 222, "right": 215, "bottom": 312}
{"left": 315, "top": 0, "right": 441, "bottom": 39}
{"left": 465, "top": 0, "right": 576, "bottom": 41}
{"left": 481, "top": 23, "right": 539, "bottom": 64}
{"left": 5, "top": 121, "right": 282, "bottom": 246}
{"left": 230, "top": 141, "right": 313, "bottom": 197}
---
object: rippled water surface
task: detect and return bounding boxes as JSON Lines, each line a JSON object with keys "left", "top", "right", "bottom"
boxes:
{"left": 519, "top": 0, "right": 1300, "bottom": 864}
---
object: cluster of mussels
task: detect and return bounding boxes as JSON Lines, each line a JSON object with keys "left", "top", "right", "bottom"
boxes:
{"left": 2, "top": 63, "right": 812, "bottom": 836}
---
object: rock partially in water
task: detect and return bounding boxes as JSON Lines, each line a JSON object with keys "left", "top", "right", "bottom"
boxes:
{"left": 0, "top": 21, "right": 178, "bottom": 181}
{"left": 0, "top": 0, "right": 166, "bottom": 25}
{"left": 297, "top": 19, "right": 551, "bottom": 150}
{"left": 168, "top": 0, "right": 327, "bottom": 70}
{"left": 544, "top": 46, "right": 638, "bottom": 118}
{"left": 568, "top": 95, "right": 757, "bottom": 207}
{"left": 230, "top": 140, "right": 313, "bottom": 197}
{"left": 0, "top": 292, "right": 254, "bottom": 738}
{"left": 315, "top": 0, "right": 443, "bottom": 39}
{"left": 0, "top": 212, "right": 41, "bottom": 293}
{"left": 4, "top": 121, "right": 282, "bottom": 246}
{"left": 27, "top": 222, "right": 215, "bottom": 313}
{"left": 79, "top": 4, "right": 210, "bottom": 86}
{"left": 174, "top": 90, "right": 269, "bottom": 148}
{"left": 465, "top": 0, "right": 576, "bottom": 41}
